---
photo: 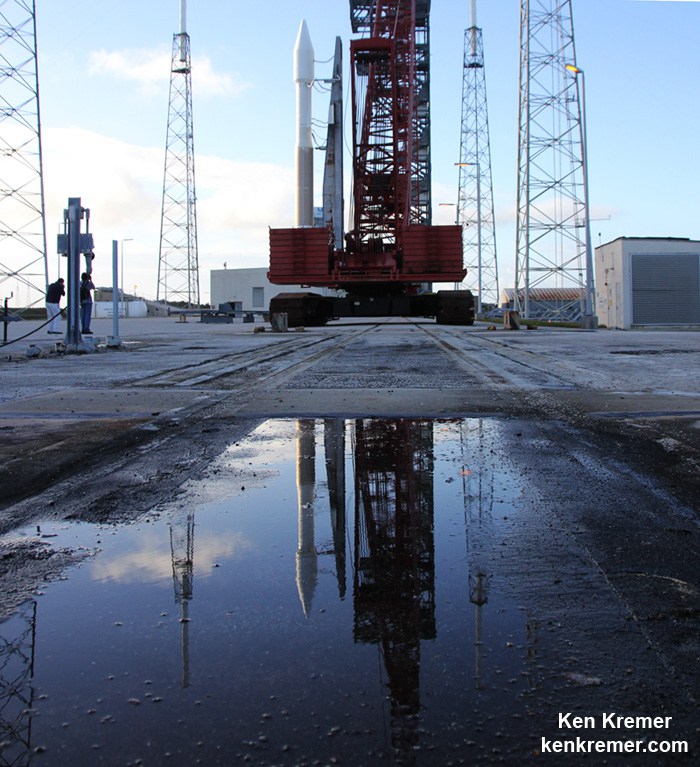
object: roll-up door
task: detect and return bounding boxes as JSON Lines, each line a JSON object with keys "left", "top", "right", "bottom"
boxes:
{"left": 631, "top": 253, "right": 700, "bottom": 324}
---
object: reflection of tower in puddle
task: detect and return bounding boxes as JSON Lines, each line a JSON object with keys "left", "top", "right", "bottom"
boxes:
{"left": 169, "top": 512, "right": 194, "bottom": 688}
{"left": 0, "top": 600, "right": 37, "bottom": 766}
{"left": 469, "top": 571, "right": 490, "bottom": 690}
{"left": 460, "top": 419, "right": 494, "bottom": 689}
{"left": 296, "top": 420, "right": 318, "bottom": 617}
{"left": 352, "top": 419, "right": 436, "bottom": 764}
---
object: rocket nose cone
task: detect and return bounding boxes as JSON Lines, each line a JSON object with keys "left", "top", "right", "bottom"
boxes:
{"left": 295, "top": 19, "right": 312, "bottom": 53}
{"left": 294, "top": 19, "right": 314, "bottom": 82}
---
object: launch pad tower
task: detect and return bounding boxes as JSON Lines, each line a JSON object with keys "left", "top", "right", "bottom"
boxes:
{"left": 157, "top": 0, "right": 200, "bottom": 307}
{"left": 0, "top": 0, "right": 47, "bottom": 312}
{"left": 515, "top": 0, "right": 591, "bottom": 321}
{"left": 457, "top": 0, "right": 499, "bottom": 312}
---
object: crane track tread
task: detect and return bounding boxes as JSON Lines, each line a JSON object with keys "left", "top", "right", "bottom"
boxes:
{"left": 417, "top": 324, "right": 608, "bottom": 390}
{"left": 130, "top": 324, "right": 382, "bottom": 391}
{"left": 132, "top": 333, "right": 345, "bottom": 388}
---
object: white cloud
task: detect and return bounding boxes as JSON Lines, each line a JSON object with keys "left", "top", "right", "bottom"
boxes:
{"left": 88, "top": 47, "right": 250, "bottom": 98}
{"left": 89, "top": 527, "right": 252, "bottom": 584}
{"left": 43, "top": 125, "right": 163, "bottom": 229}
{"left": 41, "top": 125, "right": 294, "bottom": 301}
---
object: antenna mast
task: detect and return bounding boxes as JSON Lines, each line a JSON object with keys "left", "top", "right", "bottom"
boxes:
{"left": 0, "top": 0, "right": 48, "bottom": 312}
{"left": 157, "top": 0, "right": 200, "bottom": 307}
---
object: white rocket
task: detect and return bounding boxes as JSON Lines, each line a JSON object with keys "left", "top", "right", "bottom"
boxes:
{"left": 294, "top": 20, "right": 314, "bottom": 228}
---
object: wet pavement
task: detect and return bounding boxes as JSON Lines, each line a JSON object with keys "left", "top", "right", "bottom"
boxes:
{"left": 1, "top": 416, "right": 697, "bottom": 765}
{"left": 0, "top": 319, "right": 699, "bottom": 764}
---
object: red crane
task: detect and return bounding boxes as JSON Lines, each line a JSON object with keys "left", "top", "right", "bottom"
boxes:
{"left": 269, "top": 0, "right": 474, "bottom": 326}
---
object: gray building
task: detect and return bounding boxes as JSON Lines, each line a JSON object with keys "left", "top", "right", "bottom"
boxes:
{"left": 595, "top": 237, "right": 700, "bottom": 329}
{"left": 210, "top": 267, "right": 340, "bottom": 312}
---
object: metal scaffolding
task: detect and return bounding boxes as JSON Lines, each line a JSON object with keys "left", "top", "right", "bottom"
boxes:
{"left": 0, "top": 0, "right": 47, "bottom": 313}
{"left": 157, "top": 10, "right": 200, "bottom": 307}
{"left": 515, "top": 0, "right": 588, "bottom": 320}
{"left": 349, "top": 0, "right": 432, "bottom": 225}
{"left": 0, "top": 600, "right": 37, "bottom": 764}
{"left": 457, "top": 1, "right": 499, "bottom": 310}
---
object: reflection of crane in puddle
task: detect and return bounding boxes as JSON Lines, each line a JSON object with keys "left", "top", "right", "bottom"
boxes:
{"left": 169, "top": 512, "right": 194, "bottom": 688}
{"left": 0, "top": 600, "right": 37, "bottom": 767}
{"left": 352, "top": 419, "right": 436, "bottom": 765}
{"left": 293, "top": 418, "right": 435, "bottom": 761}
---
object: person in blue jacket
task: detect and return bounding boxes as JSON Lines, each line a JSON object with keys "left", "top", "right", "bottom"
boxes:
{"left": 80, "top": 272, "right": 95, "bottom": 334}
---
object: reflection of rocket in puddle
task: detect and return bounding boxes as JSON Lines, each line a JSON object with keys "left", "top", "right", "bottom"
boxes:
{"left": 296, "top": 420, "right": 318, "bottom": 617}
{"left": 324, "top": 418, "right": 346, "bottom": 599}
{"left": 169, "top": 512, "right": 194, "bottom": 687}
{"left": 296, "top": 419, "right": 347, "bottom": 615}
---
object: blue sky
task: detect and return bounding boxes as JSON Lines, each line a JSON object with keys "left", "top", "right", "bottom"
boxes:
{"left": 31, "top": 0, "right": 700, "bottom": 302}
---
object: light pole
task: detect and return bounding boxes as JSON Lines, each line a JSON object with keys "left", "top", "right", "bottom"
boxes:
{"left": 566, "top": 64, "right": 597, "bottom": 329}
{"left": 456, "top": 161, "right": 482, "bottom": 314}
{"left": 120, "top": 238, "right": 133, "bottom": 318}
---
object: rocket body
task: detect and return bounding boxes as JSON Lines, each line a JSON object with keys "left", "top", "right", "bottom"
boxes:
{"left": 294, "top": 20, "right": 314, "bottom": 227}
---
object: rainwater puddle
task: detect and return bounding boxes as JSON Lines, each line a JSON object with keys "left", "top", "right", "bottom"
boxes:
{"left": 1, "top": 418, "right": 541, "bottom": 765}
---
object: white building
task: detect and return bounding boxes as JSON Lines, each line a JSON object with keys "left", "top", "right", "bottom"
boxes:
{"left": 210, "top": 267, "right": 340, "bottom": 313}
{"left": 595, "top": 237, "right": 700, "bottom": 330}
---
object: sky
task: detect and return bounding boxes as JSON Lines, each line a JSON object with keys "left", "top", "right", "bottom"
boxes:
{"left": 20, "top": 0, "right": 700, "bottom": 303}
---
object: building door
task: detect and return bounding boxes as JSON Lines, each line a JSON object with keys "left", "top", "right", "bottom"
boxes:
{"left": 252, "top": 287, "right": 265, "bottom": 309}
{"left": 631, "top": 253, "right": 700, "bottom": 325}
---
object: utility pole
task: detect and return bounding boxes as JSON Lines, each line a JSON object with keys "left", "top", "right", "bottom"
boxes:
{"left": 457, "top": 0, "right": 499, "bottom": 312}
{"left": 157, "top": 0, "right": 200, "bottom": 308}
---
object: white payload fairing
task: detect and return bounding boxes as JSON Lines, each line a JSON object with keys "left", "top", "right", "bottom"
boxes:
{"left": 294, "top": 20, "right": 314, "bottom": 228}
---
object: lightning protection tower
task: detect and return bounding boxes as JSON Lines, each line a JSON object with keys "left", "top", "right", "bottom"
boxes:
{"left": 157, "top": 0, "right": 200, "bottom": 307}
{"left": 457, "top": 0, "right": 499, "bottom": 312}
{"left": 515, "top": 0, "right": 588, "bottom": 320}
{"left": 0, "top": 0, "right": 48, "bottom": 312}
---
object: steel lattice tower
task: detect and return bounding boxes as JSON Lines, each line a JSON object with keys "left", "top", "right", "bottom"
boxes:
{"left": 157, "top": 3, "right": 199, "bottom": 307}
{"left": 515, "top": 0, "right": 588, "bottom": 320}
{"left": 0, "top": 0, "right": 47, "bottom": 312}
{"left": 457, "top": 0, "right": 499, "bottom": 311}
{"left": 0, "top": 600, "right": 37, "bottom": 762}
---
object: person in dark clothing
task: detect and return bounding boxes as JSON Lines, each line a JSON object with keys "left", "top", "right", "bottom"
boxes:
{"left": 80, "top": 272, "right": 95, "bottom": 334}
{"left": 45, "top": 278, "right": 65, "bottom": 334}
